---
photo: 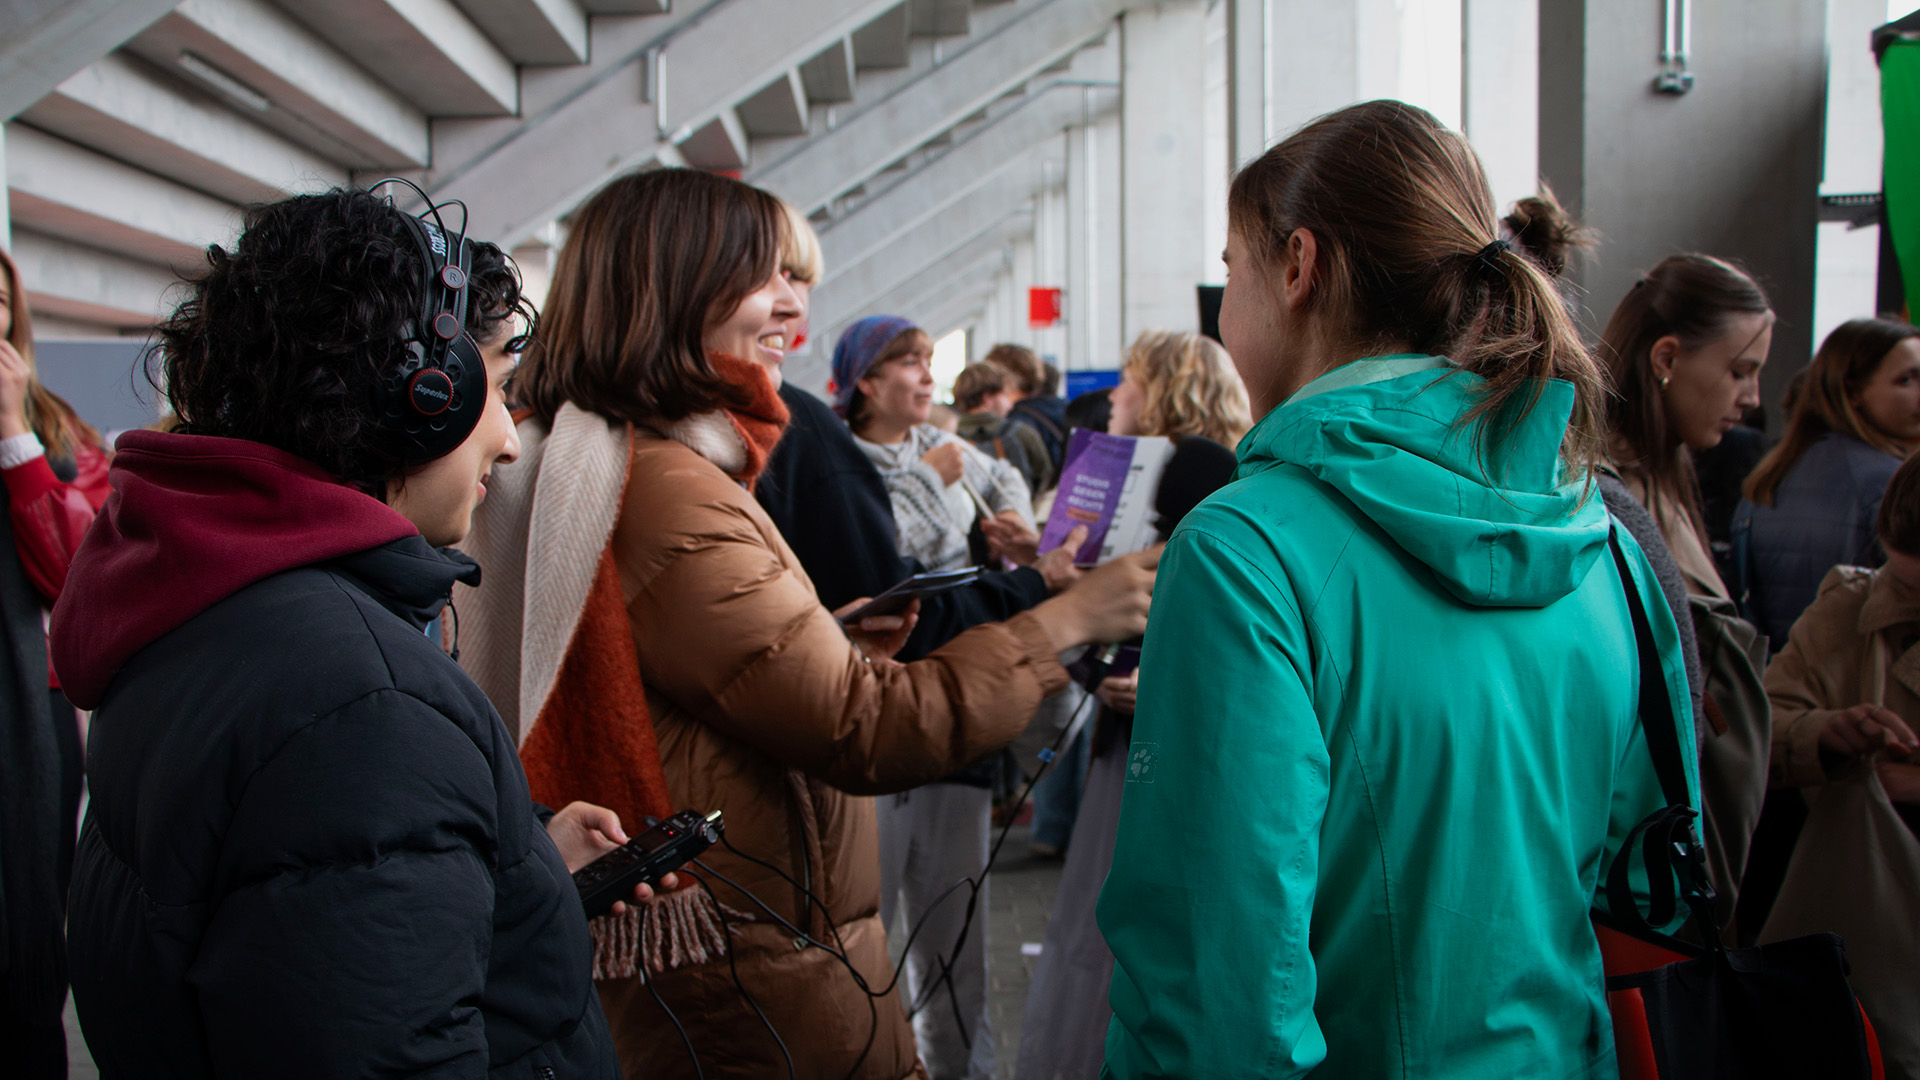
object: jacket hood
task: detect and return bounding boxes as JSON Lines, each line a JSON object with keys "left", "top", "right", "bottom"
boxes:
{"left": 50, "top": 431, "right": 427, "bottom": 709}
{"left": 1239, "top": 365, "right": 1606, "bottom": 608}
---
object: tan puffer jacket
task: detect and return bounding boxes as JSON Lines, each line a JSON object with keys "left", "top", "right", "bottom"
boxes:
{"left": 1765, "top": 564, "right": 1920, "bottom": 788}
{"left": 594, "top": 433, "right": 1066, "bottom": 1080}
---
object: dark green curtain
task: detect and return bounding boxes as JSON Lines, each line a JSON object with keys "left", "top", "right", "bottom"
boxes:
{"left": 1884, "top": 39, "right": 1920, "bottom": 318}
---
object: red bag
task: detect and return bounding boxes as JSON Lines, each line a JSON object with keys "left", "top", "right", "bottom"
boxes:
{"left": 1595, "top": 530, "right": 1883, "bottom": 1079}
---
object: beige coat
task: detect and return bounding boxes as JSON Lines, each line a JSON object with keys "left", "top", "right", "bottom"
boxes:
{"left": 1765, "top": 565, "right": 1920, "bottom": 787}
{"left": 466, "top": 406, "right": 1067, "bottom": 1080}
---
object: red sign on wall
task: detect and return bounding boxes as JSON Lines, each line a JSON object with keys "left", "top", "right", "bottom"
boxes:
{"left": 1028, "top": 287, "right": 1063, "bottom": 328}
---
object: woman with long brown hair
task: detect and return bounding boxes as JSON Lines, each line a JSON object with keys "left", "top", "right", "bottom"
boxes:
{"left": 0, "top": 247, "right": 111, "bottom": 1072}
{"left": 458, "top": 167, "right": 1156, "bottom": 1080}
{"left": 1737, "top": 317, "right": 1920, "bottom": 644}
{"left": 1095, "top": 101, "right": 1693, "bottom": 1077}
{"left": 1600, "top": 253, "right": 1774, "bottom": 599}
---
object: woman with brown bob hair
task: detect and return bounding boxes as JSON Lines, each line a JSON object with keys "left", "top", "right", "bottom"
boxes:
{"left": 1736, "top": 317, "right": 1920, "bottom": 645}
{"left": 1096, "top": 101, "right": 1692, "bottom": 1078}
{"left": 459, "top": 168, "right": 1155, "bottom": 1080}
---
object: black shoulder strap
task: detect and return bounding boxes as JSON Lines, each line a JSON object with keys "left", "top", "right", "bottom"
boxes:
{"left": 1604, "top": 524, "right": 1720, "bottom": 943}
{"left": 1606, "top": 527, "right": 1692, "bottom": 809}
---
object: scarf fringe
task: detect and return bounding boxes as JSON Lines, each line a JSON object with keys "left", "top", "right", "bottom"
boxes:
{"left": 589, "top": 884, "right": 750, "bottom": 981}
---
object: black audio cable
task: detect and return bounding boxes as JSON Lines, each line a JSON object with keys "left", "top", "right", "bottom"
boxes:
{"left": 638, "top": 960, "right": 702, "bottom": 1080}
{"left": 677, "top": 655, "right": 1112, "bottom": 1075}
{"left": 683, "top": 868, "right": 797, "bottom": 1080}
{"left": 904, "top": 687, "right": 1100, "bottom": 1045}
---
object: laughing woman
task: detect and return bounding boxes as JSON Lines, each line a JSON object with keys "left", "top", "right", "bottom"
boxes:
{"left": 1095, "top": 101, "right": 1695, "bottom": 1078}
{"left": 459, "top": 168, "right": 1156, "bottom": 1080}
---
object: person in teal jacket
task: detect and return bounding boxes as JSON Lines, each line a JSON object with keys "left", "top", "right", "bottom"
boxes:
{"left": 1097, "top": 101, "right": 1699, "bottom": 1079}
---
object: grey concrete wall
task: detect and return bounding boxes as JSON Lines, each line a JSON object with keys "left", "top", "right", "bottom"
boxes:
{"left": 1539, "top": 0, "right": 1827, "bottom": 423}
{"left": 36, "top": 337, "right": 160, "bottom": 437}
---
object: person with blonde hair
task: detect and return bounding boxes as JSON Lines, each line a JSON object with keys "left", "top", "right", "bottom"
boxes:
{"left": 1737, "top": 317, "right": 1920, "bottom": 644}
{"left": 1110, "top": 329, "right": 1252, "bottom": 448}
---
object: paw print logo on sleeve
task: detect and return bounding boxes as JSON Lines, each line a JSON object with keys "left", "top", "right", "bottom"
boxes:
{"left": 1127, "top": 742, "right": 1159, "bottom": 784}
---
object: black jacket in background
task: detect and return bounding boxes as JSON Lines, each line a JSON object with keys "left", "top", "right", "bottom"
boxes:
{"left": 68, "top": 536, "right": 617, "bottom": 1077}
{"left": 759, "top": 382, "right": 1049, "bottom": 664}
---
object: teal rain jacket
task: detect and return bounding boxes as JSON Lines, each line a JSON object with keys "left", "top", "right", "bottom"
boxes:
{"left": 1098, "top": 358, "right": 1698, "bottom": 1079}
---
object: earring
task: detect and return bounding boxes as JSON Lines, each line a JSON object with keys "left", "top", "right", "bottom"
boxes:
{"left": 1659, "top": 375, "right": 1671, "bottom": 391}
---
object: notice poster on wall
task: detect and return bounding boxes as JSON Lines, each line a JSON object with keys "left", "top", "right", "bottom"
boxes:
{"left": 1038, "top": 429, "right": 1174, "bottom": 565}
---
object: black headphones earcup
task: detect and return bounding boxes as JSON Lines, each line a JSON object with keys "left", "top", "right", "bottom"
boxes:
{"left": 371, "top": 201, "right": 486, "bottom": 466}
{"left": 382, "top": 332, "right": 488, "bottom": 464}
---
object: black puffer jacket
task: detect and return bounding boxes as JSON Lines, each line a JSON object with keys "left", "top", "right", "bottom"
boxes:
{"left": 52, "top": 431, "right": 617, "bottom": 1078}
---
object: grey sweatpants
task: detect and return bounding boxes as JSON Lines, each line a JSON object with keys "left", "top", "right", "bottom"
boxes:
{"left": 878, "top": 782, "right": 993, "bottom": 1080}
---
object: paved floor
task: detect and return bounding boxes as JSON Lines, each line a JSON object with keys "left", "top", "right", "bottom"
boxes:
{"left": 60, "top": 824, "right": 1070, "bottom": 1079}
{"left": 982, "top": 825, "right": 1067, "bottom": 1080}
{"left": 887, "top": 822, "right": 1068, "bottom": 1080}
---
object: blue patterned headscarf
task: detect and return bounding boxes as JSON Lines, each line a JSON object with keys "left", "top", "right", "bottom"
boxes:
{"left": 830, "top": 315, "right": 918, "bottom": 416}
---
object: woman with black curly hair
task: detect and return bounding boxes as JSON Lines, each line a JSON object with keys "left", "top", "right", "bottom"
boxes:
{"left": 53, "top": 188, "right": 651, "bottom": 1076}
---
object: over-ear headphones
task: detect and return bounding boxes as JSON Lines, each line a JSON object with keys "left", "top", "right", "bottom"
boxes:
{"left": 368, "top": 177, "right": 490, "bottom": 466}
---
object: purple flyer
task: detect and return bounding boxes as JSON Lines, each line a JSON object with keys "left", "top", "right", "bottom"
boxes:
{"left": 1040, "top": 430, "right": 1136, "bottom": 563}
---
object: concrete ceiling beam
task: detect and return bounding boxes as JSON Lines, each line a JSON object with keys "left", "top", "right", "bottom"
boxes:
{"left": 853, "top": 5, "right": 913, "bottom": 70}
{"left": 0, "top": 0, "right": 179, "bottom": 121}
{"left": 21, "top": 54, "right": 349, "bottom": 205}
{"left": 451, "top": 0, "right": 590, "bottom": 67}
{"left": 12, "top": 227, "right": 182, "bottom": 328}
{"left": 276, "top": 0, "right": 518, "bottom": 116}
{"left": 7, "top": 124, "right": 238, "bottom": 270}
{"left": 799, "top": 39, "right": 857, "bottom": 105}
{"left": 580, "top": 0, "right": 670, "bottom": 11}
{"left": 750, "top": 0, "right": 1123, "bottom": 215}
{"left": 677, "top": 109, "right": 749, "bottom": 171}
{"left": 411, "top": 0, "right": 900, "bottom": 246}
{"left": 817, "top": 60, "right": 1114, "bottom": 276}
{"left": 810, "top": 174, "right": 1035, "bottom": 327}
{"left": 909, "top": 0, "right": 973, "bottom": 37}
{"left": 737, "top": 69, "right": 810, "bottom": 140}
{"left": 125, "top": 0, "right": 430, "bottom": 169}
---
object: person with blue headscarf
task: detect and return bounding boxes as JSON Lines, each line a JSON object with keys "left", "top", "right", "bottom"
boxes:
{"left": 831, "top": 315, "right": 1036, "bottom": 1079}
{"left": 832, "top": 316, "right": 1035, "bottom": 572}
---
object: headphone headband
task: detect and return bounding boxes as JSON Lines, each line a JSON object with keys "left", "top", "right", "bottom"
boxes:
{"left": 367, "top": 178, "right": 488, "bottom": 466}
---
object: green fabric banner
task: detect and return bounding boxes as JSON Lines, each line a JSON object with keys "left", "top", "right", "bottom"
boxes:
{"left": 1883, "top": 40, "right": 1920, "bottom": 319}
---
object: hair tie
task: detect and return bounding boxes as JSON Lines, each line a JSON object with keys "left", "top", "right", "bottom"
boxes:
{"left": 1473, "top": 238, "right": 1511, "bottom": 278}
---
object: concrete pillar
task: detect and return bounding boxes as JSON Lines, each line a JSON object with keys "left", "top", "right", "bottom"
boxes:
{"left": 0, "top": 124, "right": 12, "bottom": 253}
{"left": 1027, "top": 154, "right": 1069, "bottom": 365}
{"left": 1203, "top": 0, "right": 1229, "bottom": 287}
{"left": 1462, "top": 0, "right": 1537, "bottom": 210}
{"left": 1010, "top": 231, "right": 1037, "bottom": 351}
{"left": 1067, "top": 111, "right": 1097, "bottom": 372}
{"left": 1095, "top": 107, "right": 1123, "bottom": 364}
{"left": 1226, "top": 0, "right": 1268, "bottom": 170}
{"left": 1538, "top": 0, "right": 1825, "bottom": 420}
{"left": 1266, "top": 0, "right": 1360, "bottom": 141}
{"left": 1121, "top": 0, "right": 1208, "bottom": 344}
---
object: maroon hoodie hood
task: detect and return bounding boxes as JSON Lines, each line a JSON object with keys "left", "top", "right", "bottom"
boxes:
{"left": 50, "top": 431, "right": 419, "bottom": 709}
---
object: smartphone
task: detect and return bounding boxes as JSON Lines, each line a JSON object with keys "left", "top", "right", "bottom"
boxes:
{"left": 573, "top": 809, "right": 723, "bottom": 919}
{"left": 837, "top": 566, "right": 984, "bottom": 623}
